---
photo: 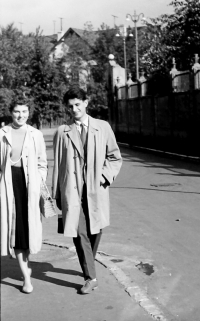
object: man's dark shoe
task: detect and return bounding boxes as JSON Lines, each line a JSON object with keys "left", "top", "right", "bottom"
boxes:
{"left": 80, "top": 279, "right": 98, "bottom": 294}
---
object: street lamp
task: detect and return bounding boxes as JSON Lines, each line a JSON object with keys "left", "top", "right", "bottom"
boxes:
{"left": 126, "top": 11, "right": 145, "bottom": 80}
{"left": 116, "top": 25, "right": 133, "bottom": 82}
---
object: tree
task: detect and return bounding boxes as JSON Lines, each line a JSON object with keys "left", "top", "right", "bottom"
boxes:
{"left": 0, "top": 24, "right": 35, "bottom": 121}
{"left": 165, "top": 0, "right": 200, "bottom": 69}
{"left": 29, "top": 28, "right": 68, "bottom": 128}
{"left": 141, "top": 0, "right": 200, "bottom": 75}
{"left": 0, "top": 24, "right": 34, "bottom": 90}
{"left": 0, "top": 24, "right": 69, "bottom": 127}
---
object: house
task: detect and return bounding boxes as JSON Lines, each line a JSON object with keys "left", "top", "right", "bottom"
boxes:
{"left": 46, "top": 27, "right": 99, "bottom": 88}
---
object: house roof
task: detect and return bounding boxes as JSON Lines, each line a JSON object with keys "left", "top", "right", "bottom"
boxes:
{"left": 49, "top": 27, "right": 101, "bottom": 52}
{"left": 72, "top": 28, "right": 99, "bottom": 46}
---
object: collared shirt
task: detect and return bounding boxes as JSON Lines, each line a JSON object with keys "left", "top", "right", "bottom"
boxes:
{"left": 75, "top": 115, "right": 89, "bottom": 135}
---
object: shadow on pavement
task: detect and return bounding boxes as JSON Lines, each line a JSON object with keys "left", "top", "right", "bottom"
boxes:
{"left": 1, "top": 256, "right": 83, "bottom": 293}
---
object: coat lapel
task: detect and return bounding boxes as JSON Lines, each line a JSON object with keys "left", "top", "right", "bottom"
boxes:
{"left": 87, "top": 116, "right": 99, "bottom": 168}
{"left": 2, "top": 125, "right": 12, "bottom": 146}
{"left": 65, "top": 123, "right": 84, "bottom": 159}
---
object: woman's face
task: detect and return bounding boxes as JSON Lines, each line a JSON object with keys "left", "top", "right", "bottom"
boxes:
{"left": 11, "top": 105, "right": 29, "bottom": 127}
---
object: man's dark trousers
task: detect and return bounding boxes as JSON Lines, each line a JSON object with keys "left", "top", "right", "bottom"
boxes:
{"left": 73, "top": 184, "right": 102, "bottom": 280}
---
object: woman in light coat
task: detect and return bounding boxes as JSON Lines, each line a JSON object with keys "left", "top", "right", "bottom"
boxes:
{"left": 0, "top": 93, "right": 47, "bottom": 293}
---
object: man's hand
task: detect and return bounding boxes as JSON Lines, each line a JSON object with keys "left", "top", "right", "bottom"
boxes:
{"left": 56, "top": 198, "right": 62, "bottom": 210}
{"left": 100, "top": 175, "right": 109, "bottom": 188}
{"left": 100, "top": 175, "right": 106, "bottom": 185}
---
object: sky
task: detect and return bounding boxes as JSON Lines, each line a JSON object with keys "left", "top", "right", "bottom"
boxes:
{"left": 0, "top": 0, "right": 174, "bottom": 35}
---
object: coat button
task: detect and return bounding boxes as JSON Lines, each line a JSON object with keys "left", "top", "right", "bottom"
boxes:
{"left": 74, "top": 186, "right": 77, "bottom": 189}
{"left": 74, "top": 171, "right": 77, "bottom": 174}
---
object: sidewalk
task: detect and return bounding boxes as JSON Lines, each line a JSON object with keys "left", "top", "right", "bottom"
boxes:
{"left": 1, "top": 215, "right": 153, "bottom": 321}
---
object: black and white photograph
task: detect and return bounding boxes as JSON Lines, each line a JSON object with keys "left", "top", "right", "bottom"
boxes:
{"left": 0, "top": 0, "right": 200, "bottom": 320}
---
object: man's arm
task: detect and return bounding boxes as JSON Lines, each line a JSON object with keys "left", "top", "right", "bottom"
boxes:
{"left": 101, "top": 123, "right": 122, "bottom": 185}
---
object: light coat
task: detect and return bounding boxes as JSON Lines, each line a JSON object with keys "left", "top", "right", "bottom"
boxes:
{"left": 0, "top": 125, "right": 47, "bottom": 256}
{"left": 52, "top": 116, "right": 122, "bottom": 237}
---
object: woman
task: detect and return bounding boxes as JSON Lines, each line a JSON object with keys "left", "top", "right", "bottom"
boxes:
{"left": 0, "top": 93, "right": 47, "bottom": 293}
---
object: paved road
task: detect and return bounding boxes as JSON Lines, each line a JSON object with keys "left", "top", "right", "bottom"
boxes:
{"left": 2, "top": 128, "right": 200, "bottom": 321}
{"left": 104, "top": 145, "right": 200, "bottom": 321}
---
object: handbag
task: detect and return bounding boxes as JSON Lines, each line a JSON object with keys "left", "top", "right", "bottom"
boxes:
{"left": 40, "top": 178, "right": 57, "bottom": 218}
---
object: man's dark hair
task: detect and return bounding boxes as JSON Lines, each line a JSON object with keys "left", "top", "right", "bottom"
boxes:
{"left": 63, "top": 86, "right": 88, "bottom": 104}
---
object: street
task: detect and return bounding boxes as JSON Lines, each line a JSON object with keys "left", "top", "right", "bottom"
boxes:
{"left": 103, "top": 145, "right": 200, "bottom": 321}
{"left": 1, "top": 127, "right": 200, "bottom": 321}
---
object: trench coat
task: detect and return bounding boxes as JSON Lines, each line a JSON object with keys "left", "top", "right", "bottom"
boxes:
{"left": 52, "top": 116, "right": 122, "bottom": 237}
{"left": 0, "top": 125, "right": 47, "bottom": 256}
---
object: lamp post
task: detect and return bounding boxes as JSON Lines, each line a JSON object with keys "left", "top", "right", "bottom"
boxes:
{"left": 126, "top": 11, "right": 145, "bottom": 80}
{"left": 116, "top": 25, "right": 133, "bottom": 82}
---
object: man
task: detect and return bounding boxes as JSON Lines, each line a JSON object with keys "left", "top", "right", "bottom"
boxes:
{"left": 52, "top": 86, "right": 122, "bottom": 294}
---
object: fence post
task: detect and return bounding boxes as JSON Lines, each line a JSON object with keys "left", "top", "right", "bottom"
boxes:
{"left": 137, "top": 76, "right": 142, "bottom": 135}
{"left": 114, "top": 83, "right": 119, "bottom": 135}
{"left": 115, "top": 77, "right": 121, "bottom": 99}
{"left": 139, "top": 71, "right": 147, "bottom": 96}
{"left": 170, "top": 58, "right": 179, "bottom": 92}
{"left": 125, "top": 83, "right": 130, "bottom": 143}
{"left": 126, "top": 73, "right": 134, "bottom": 98}
{"left": 192, "top": 54, "right": 200, "bottom": 90}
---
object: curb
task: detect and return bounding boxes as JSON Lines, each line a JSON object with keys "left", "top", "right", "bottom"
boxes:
{"left": 43, "top": 241, "right": 172, "bottom": 321}
{"left": 118, "top": 142, "right": 200, "bottom": 163}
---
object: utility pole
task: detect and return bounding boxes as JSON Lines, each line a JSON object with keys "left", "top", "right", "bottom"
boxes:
{"left": 53, "top": 20, "right": 56, "bottom": 34}
{"left": 112, "top": 15, "right": 118, "bottom": 27}
{"left": 59, "top": 17, "right": 64, "bottom": 31}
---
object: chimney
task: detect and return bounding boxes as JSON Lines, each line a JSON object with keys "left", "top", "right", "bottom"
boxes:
{"left": 57, "top": 31, "right": 64, "bottom": 42}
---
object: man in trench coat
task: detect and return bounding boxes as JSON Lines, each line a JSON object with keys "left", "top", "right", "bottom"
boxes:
{"left": 52, "top": 86, "right": 122, "bottom": 294}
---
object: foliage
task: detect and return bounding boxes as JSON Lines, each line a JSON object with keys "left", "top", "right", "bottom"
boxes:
{"left": 87, "top": 82, "right": 108, "bottom": 120}
{"left": 141, "top": 0, "right": 200, "bottom": 75}
{"left": 165, "top": 0, "right": 200, "bottom": 69}
{"left": 0, "top": 25, "right": 68, "bottom": 127}
{"left": 29, "top": 28, "right": 68, "bottom": 128}
{"left": 0, "top": 24, "right": 34, "bottom": 90}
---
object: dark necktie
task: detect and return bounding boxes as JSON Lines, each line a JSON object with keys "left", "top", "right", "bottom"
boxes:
{"left": 80, "top": 123, "right": 87, "bottom": 148}
{"left": 80, "top": 124, "right": 87, "bottom": 182}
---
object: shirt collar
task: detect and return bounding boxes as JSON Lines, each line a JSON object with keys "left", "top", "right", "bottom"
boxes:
{"left": 75, "top": 115, "right": 89, "bottom": 127}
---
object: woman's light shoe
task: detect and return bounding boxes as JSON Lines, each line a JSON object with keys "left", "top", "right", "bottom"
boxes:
{"left": 22, "top": 267, "right": 33, "bottom": 294}
{"left": 22, "top": 283, "right": 33, "bottom": 294}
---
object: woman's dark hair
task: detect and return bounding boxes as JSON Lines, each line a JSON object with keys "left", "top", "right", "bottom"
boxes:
{"left": 9, "top": 90, "right": 31, "bottom": 112}
{"left": 63, "top": 86, "right": 88, "bottom": 105}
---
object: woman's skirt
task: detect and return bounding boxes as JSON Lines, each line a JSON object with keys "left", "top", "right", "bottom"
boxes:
{"left": 11, "top": 166, "right": 29, "bottom": 250}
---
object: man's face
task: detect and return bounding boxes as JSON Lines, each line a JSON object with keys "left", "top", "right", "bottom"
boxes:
{"left": 68, "top": 98, "right": 88, "bottom": 122}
